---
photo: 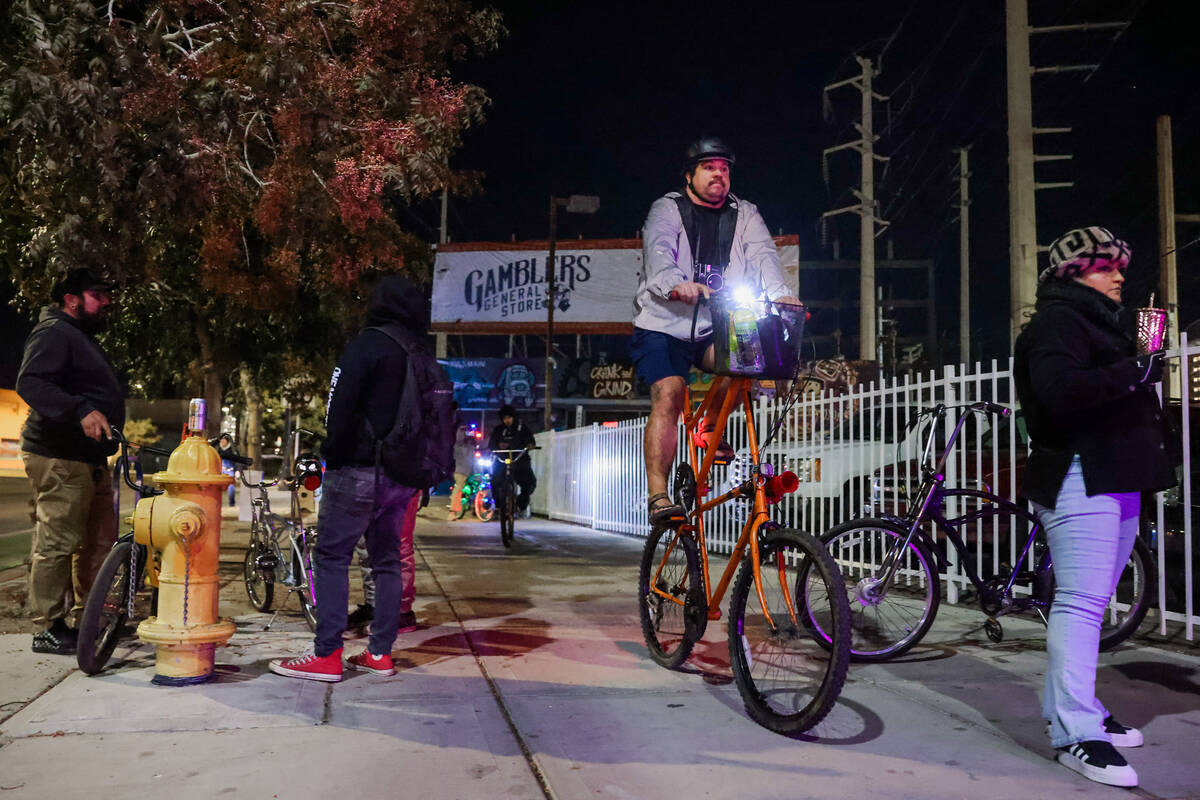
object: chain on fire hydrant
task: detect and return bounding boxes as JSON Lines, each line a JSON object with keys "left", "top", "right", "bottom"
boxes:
{"left": 133, "top": 399, "right": 236, "bottom": 685}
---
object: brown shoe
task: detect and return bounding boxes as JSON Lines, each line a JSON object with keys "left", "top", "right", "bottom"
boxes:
{"left": 648, "top": 492, "right": 685, "bottom": 527}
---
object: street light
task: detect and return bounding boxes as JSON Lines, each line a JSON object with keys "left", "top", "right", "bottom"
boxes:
{"left": 545, "top": 193, "right": 600, "bottom": 430}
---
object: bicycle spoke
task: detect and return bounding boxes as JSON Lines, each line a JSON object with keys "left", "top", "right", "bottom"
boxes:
{"left": 639, "top": 527, "right": 702, "bottom": 669}
{"left": 822, "top": 520, "right": 939, "bottom": 661}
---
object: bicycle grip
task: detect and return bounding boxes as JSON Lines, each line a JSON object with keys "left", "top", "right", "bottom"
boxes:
{"left": 982, "top": 402, "right": 1010, "bottom": 418}
{"left": 228, "top": 454, "right": 254, "bottom": 467}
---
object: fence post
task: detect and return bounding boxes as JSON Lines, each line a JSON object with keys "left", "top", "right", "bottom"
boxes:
{"left": 943, "top": 363, "right": 960, "bottom": 605}
{"left": 547, "top": 429, "right": 557, "bottom": 520}
{"left": 1181, "top": 332, "right": 1194, "bottom": 640}
{"left": 590, "top": 422, "right": 600, "bottom": 529}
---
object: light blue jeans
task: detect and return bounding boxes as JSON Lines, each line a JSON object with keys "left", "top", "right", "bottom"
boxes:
{"left": 1032, "top": 458, "right": 1139, "bottom": 748}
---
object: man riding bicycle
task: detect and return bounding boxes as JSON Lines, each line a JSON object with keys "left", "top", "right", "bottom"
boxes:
{"left": 488, "top": 404, "right": 537, "bottom": 518}
{"left": 631, "top": 136, "right": 800, "bottom": 526}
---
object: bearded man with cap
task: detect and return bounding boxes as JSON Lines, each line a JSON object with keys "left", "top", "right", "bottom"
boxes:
{"left": 1014, "top": 226, "right": 1176, "bottom": 788}
{"left": 17, "top": 268, "right": 124, "bottom": 655}
{"left": 631, "top": 137, "right": 800, "bottom": 526}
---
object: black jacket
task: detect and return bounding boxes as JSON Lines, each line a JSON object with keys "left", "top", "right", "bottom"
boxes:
{"left": 17, "top": 306, "right": 125, "bottom": 465}
{"left": 321, "top": 275, "right": 428, "bottom": 473}
{"left": 1013, "top": 280, "right": 1175, "bottom": 508}
{"left": 488, "top": 420, "right": 536, "bottom": 458}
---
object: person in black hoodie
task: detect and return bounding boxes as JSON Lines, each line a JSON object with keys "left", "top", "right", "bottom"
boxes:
{"left": 17, "top": 268, "right": 124, "bottom": 655}
{"left": 269, "top": 274, "right": 428, "bottom": 682}
{"left": 488, "top": 404, "right": 537, "bottom": 517}
{"left": 1014, "top": 226, "right": 1175, "bottom": 788}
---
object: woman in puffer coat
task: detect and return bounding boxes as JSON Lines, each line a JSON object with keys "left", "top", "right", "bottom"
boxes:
{"left": 1014, "top": 226, "right": 1175, "bottom": 789}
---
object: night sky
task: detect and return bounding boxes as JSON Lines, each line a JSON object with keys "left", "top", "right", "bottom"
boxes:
{"left": 4, "top": 0, "right": 1198, "bottom": 385}
{"left": 440, "top": 0, "right": 1200, "bottom": 362}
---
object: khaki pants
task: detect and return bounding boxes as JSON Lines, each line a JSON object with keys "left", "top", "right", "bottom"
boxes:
{"left": 22, "top": 452, "right": 118, "bottom": 628}
{"left": 449, "top": 471, "right": 470, "bottom": 516}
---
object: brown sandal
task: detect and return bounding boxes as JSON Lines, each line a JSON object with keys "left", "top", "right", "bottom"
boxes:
{"left": 648, "top": 492, "right": 685, "bottom": 527}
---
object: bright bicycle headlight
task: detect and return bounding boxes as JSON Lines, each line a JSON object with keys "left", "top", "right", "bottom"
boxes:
{"left": 732, "top": 284, "right": 759, "bottom": 308}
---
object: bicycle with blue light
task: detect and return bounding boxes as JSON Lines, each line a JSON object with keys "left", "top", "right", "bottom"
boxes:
{"left": 637, "top": 288, "right": 852, "bottom": 734}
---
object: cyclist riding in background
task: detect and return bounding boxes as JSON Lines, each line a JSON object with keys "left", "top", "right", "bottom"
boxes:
{"left": 630, "top": 136, "right": 800, "bottom": 526}
{"left": 488, "top": 404, "right": 537, "bottom": 518}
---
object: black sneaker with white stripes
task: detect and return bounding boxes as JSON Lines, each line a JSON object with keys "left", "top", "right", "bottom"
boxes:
{"left": 1056, "top": 740, "right": 1138, "bottom": 787}
{"left": 1104, "top": 716, "right": 1144, "bottom": 748}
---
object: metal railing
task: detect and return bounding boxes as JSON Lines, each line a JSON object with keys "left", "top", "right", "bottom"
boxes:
{"left": 529, "top": 338, "right": 1199, "bottom": 642}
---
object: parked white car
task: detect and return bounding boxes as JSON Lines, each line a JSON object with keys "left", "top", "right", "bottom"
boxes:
{"left": 765, "top": 404, "right": 923, "bottom": 522}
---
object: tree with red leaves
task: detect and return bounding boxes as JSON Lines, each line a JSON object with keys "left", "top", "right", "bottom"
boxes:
{"left": 2, "top": 0, "right": 501, "bottom": 445}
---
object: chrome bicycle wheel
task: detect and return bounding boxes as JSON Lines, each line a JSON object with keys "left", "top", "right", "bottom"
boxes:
{"left": 820, "top": 518, "right": 940, "bottom": 662}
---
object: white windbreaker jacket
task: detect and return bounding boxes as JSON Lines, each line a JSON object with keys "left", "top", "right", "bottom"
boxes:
{"left": 632, "top": 191, "right": 789, "bottom": 340}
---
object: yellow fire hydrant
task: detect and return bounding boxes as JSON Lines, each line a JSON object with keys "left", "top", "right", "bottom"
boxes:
{"left": 133, "top": 400, "right": 236, "bottom": 685}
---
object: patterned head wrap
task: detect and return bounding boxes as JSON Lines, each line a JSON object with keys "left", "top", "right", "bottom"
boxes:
{"left": 1040, "top": 226, "right": 1131, "bottom": 283}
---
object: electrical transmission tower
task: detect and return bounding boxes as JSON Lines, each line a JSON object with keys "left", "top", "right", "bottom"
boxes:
{"left": 822, "top": 55, "right": 890, "bottom": 360}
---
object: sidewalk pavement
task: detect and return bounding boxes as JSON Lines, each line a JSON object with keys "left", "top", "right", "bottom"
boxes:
{"left": 2, "top": 506, "right": 1199, "bottom": 800}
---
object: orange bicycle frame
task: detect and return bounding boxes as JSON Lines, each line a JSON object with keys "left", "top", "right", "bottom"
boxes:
{"left": 648, "top": 375, "right": 795, "bottom": 630}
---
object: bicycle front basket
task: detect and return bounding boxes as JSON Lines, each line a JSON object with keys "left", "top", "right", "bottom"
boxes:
{"left": 711, "top": 296, "right": 807, "bottom": 380}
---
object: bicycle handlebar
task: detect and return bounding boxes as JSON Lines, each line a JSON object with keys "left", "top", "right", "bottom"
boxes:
{"left": 489, "top": 446, "right": 539, "bottom": 465}
{"left": 109, "top": 428, "right": 168, "bottom": 496}
{"left": 912, "top": 401, "right": 1013, "bottom": 476}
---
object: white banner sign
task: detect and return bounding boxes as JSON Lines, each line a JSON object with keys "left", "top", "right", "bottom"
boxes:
{"left": 433, "top": 244, "right": 642, "bottom": 327}
{"left": 432, "top": 237, "right": 800, "bottom": 329}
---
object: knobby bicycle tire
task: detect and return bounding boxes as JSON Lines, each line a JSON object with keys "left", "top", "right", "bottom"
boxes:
{"left": 244, "top": 541, "right": 275, "bottom": 612}
{"left": 821, "top": 517, "right": 940, "bottom": 662}
{"left": 638, "top": 526, "right": 705, "bottom": 669}
{"left": 728, "top": 529, "right": 851, "bottom": 734}
{"left": 500, "top": 483, "right": 515, "bottom": 548}
{"left": 77, "top": 540, "right": 136, "bottom": 675}
{"left": 475, "top": 487, "right": 495, "bottom": 522}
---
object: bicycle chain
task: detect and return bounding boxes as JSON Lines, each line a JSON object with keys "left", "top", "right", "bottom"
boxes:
{"left": 127, "top": 541, "right": 137, "bottom": 620}
{"left": 182, "top": 543, "right": 191, "bottom": 626}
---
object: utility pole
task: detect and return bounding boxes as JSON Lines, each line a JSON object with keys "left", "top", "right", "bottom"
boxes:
{"left": 1006, "top": 0, "right": 1037, "bottom": 344}
{"left": 956, "top": 147, "right": 971, "bottom": 364}
{"left": 1007, "top": 1, "right": 1130, "bottom": 344}
{"left": 543, "top": 194, "right": 600, "bottom": 431}
{"left": 545, "top": 195, "right": 559, "bottom": 432}
{"left": 821, "top": 55, "right": 889, "bottom": 361}
{"left": 860, "top": 56, "right": 878, "bottom": 362}
{"left": 1158, "top": 116, "right": 1179, "bottom": 398}
{"left": 435, "top": 187, "right": 449, "bottom": 359}
{"left": 1157, "top": 115, "right": 1200, "bottom": 399}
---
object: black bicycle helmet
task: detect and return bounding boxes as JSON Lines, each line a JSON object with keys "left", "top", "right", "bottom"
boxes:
{"left": 684, "top": 137, "right": 736, "bottom": 174}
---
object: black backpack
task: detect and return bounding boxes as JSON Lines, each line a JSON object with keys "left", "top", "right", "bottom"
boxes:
{"left": 364, "top": 325, "right": 456, "bottom": 488}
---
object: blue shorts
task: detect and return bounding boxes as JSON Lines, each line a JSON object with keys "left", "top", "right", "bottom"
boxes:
{"left": 630, "top": 327, "right": 712, "bottom": 386}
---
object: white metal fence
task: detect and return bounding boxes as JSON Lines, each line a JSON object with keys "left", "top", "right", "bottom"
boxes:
{"left": 530, "top": 340, "right": 1199, "bottom": 641}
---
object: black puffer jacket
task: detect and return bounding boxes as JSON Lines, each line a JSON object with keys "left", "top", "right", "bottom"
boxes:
{"left": 17, "top": 307, "right": 126, "bottom": 465}
{"left": 1013, "top": 280, "right": 1176, "bottom": 508}
{"left": 322, "top": 275, "right": 429, "bottom": 472}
